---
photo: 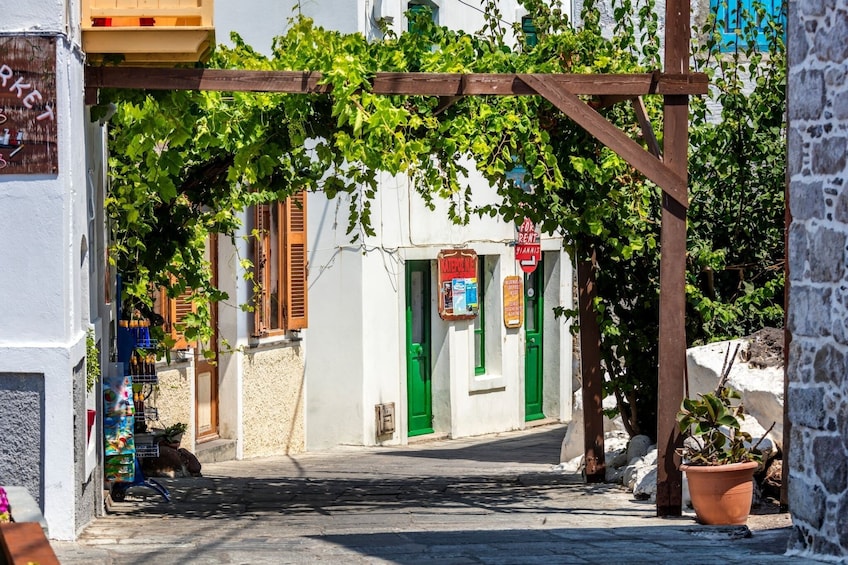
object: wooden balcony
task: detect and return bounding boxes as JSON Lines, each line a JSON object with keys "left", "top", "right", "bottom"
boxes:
{"left": 82, "top": 0, "right": 215, "bottom": 65}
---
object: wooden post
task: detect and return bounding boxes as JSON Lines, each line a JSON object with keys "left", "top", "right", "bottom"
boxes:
{"left": 577, "top": 251, "right": 605, "bottom": 483}
{"left": 656, "top": 0, "right": 690, "bottom": 517}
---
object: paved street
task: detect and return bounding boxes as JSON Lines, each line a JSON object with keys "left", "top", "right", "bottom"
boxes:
{"left": 52, "top": 424, "right": 813, "bottom": 564}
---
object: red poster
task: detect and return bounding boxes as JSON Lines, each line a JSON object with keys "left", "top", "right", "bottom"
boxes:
{"left": 437, "top": 249, "right": 478, "bottom": 321}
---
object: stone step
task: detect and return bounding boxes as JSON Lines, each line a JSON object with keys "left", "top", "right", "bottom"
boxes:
{"left": 195, "top": 438, "right": 236, "bottom": 465}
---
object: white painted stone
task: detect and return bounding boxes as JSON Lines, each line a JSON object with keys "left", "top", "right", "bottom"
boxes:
{"left": 626, "top": 434, "right": 654, "bottom": 464}
{"left": 686, "top": 339, "right": 784, "bottom": 450}
{"left": 560, "top": 392, "right": 625, "bottom": 462}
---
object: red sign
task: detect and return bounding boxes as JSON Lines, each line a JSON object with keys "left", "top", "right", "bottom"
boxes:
{"left": 437, "top": 249, "right": 479, "bottom": 321}
{"left": 515, "top": 218, "right": 540, "bottom": 274}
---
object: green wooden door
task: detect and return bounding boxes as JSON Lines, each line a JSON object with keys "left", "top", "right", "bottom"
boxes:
{"left": 406, "top": 260, "right": 433, "bottom": 436}
{"left": 524, "top": 261, "right": 544, "bottom": 421}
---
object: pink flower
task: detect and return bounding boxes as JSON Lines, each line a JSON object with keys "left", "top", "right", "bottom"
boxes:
{"left": 0, "top": 486, "right": 10, "bottom": 522}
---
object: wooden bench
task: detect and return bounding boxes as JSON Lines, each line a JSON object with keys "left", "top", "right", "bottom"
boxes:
{"left": 0, "top": 522, "right": 60, "bottom": 565}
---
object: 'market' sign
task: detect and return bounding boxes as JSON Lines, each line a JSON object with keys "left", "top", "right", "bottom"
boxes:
{"left": 0, "top": 36, "right": 58, "bottom": 175}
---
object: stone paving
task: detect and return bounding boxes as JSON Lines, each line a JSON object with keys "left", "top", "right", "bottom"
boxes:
{"left": 52, "top": 424, "right": 821, "bottom": 564}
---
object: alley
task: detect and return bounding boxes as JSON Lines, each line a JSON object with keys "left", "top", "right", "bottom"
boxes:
{"left": 52, "top": 424, "right": 804, "bottom": 564}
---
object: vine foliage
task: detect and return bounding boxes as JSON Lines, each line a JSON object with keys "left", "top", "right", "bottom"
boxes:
{"left": 101, "top": 0, "right": 785, "bottom": 439}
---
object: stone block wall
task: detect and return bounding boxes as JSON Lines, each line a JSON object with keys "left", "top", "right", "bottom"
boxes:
{"left": 787, "top": 0, "right": 848, "bottom": 560}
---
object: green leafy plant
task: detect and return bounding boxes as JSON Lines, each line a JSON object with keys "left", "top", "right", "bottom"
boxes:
{"left": 677, "top": 386, "right": 761, "bottom": 466}
{"left": 676, "top": 345, "right": 768, "bottom": 466}
{"left": 100, "top": 0, "right": 785, "bottom": 442}
{"left": 159, "top": 422, "right": 188, "bottom": 444}
{"left": 86, "top": 329, "right": 100, "bottom": 392}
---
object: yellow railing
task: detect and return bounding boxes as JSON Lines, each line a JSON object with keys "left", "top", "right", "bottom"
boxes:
{"left": 81, "top": 0, "right": 214, "bottom": 64}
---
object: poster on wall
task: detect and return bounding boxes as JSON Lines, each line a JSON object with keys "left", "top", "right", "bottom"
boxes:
{"left": 0, "top": 36, "right": 58, "bottom": 176}
{"left": 502, "top": 275, "right": 524, "bottom": 329}
{"left": 437, "top": 249, "right": 479, "bottom": 321}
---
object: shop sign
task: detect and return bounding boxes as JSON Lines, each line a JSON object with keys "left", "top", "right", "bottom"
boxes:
{"left": 437, "top": 249, "right": 478, "bottom": 321}
{"left": 502, "top": 275, "right": 524, "bottom": 329}
{"left": 515, "top": 217, "right": 541, "bottom": 274}
{"left": 0, "top": 36, "right": 58, "bottom": 175}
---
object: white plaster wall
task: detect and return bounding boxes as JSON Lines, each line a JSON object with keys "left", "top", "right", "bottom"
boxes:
{"left": 217, "top": 0, "right": 569, "bottom": 55}
{"left": 304, "top": 198, "right": 367, "bottom": 448}
{"left": 0, "top": 5, "right": 93, "bottom": 535}
{"left": 0, "top": 0, "right": 66, "bottom": 33}
{"left": 216, "top": 232, "right": 250, "bottom": 455}
{"left": 215, "top": 0, "right": 361, "bottom": 54}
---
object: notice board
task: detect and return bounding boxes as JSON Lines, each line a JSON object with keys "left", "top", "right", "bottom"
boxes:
{"left": 0, "top": 36, "right": 58, "bottom": 175}
{"left": 437, "top": 249, "right": 478, "bottom": 321}
{"left": 502, "top": 275, "right": 524, "bottom": 329}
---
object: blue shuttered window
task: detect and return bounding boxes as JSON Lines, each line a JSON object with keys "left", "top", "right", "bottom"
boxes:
{"left": 713, "top": 0, "right": 784, "bottom": 51}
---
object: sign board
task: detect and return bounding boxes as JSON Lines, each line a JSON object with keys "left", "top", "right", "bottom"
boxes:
{"left": 0, "top": 36, "right": 58, "bottom": 175}
{"left": 515, "top": 217, "right": 541, "bottom": 274}
{"left": 502, "top": 275, "right": 524, "bottom": 329}
{"left": 437, "top": 249, "right": 478, "bottom": 321}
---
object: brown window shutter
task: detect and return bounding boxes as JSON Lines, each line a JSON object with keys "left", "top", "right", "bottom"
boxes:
{"left": 161, "top": 285, "right": 197, "bottom": 349}
{"left": 253, "top": 204, "right": 272, "bottom": 336}
{"left": 285, "top": 191, "right": 308, "bottom": 330}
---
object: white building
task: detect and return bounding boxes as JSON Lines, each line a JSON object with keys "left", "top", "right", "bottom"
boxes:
{"left": 213, "top": 1, "right": 576, "bottom": 450}
{"left": 0, "top": 0, "right": 579, "bottom": 539}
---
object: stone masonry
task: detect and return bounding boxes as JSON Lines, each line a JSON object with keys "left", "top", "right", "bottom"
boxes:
{"left": 787, "top": 0, "right": 848, "bottom": 560}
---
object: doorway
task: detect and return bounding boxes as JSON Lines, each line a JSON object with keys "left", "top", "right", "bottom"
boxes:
{"left": 524, "top": 260, "right": 544, "bottom": 421}
{"left": 406, "top": 260, "right": 433, "bottom": 437}
{"left": 195, "top": 235, "right": 219, "bottom": 442}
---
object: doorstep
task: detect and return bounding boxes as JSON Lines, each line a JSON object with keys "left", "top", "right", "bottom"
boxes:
{"left": 194, "top": 438, "right": 236, "bottom": 464}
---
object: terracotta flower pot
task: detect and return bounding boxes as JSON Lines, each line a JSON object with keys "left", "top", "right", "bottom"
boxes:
{"left": 681, "top": 461, "right": 758, "bottom": 525}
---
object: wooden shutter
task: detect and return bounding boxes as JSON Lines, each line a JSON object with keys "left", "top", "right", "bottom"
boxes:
{"left": 285, "top": 192, "right": 308, "bottom": 330}
{"left": 161, "top": 285, "right": 196, "bottom": 349}
{"left": 253, "top": 204, "right": 272, "bottom": 336}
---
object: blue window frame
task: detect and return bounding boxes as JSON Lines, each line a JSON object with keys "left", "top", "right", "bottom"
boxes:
{"left": 713, "top": 0, "right": 784, "bottom": 51}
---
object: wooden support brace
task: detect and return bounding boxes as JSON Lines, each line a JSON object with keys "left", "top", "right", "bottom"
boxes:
{"left": 518, "top": 74, "right": 687, "bottom": 209}
{"left": 634, "top": 97, "right": 661, "bottom": 159}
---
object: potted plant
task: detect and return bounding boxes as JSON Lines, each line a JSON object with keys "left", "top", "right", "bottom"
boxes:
{"left": 677, "top": 346, "right": 764, "bottom": 525}
{"left": 157, "top": 422, "right": 188, "bottom": 449}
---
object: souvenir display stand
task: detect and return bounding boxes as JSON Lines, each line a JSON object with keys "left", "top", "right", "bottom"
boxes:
{"left": 105, "top": 277, "right": 170, "bottom": 502}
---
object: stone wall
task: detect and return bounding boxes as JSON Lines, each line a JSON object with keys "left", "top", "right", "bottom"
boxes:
{"left": 0, "top": 373, "right": 44, "bottom": 507}
{"left": 787, "top": 0, "right": 848, "bottom": 560}
{"left": 242, "top": 343, "right": 305, "bottom": 458}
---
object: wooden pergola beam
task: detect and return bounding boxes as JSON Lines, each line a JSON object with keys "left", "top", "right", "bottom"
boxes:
{"left": 519, "top": 74, "right": 686, "bottom": 208}
{"left": 84, "top": 67, "right": 707, "bottom": 97}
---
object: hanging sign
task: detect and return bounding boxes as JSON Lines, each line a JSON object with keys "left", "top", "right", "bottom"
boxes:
{"left": 515, "top": 217, "right": 541, "bottom": 274}
{"left": 0, "top": 36, "right": 58, "bottom": 175}
{"left": 503, "top": 275, "right": 524, "bottom": 329}
{"left": 437, "top": 249, "right": 478, "bottom": 321}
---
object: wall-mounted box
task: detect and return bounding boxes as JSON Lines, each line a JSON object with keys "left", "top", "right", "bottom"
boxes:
{"left": 82, "top": 0, "right": 215, "bottom": 65}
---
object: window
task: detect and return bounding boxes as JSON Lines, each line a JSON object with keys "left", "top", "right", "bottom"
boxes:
{"left": 252, "top": 192, "right": 308, "bottom": 337}
{"left": 521, "top": 16, "right": 538, "bottom": 48}
{"left": 408, "top": 2, "right": 438, "bottom": 33}
{"left": 473, "top": 257, "right": 486, "bottom": 375}
{"left": 160, "top": 285, "right": 197, "bottom": 350}
{"left": 713, "top": 0, "right": 784, "bottom": 51}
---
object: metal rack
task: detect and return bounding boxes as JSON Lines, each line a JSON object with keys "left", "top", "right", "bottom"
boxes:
{"left": 108, "top": 327, "right": 170, "bottom": 503}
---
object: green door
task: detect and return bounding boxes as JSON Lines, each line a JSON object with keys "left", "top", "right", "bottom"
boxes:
{"left": 406, "top": 260, "right": 433, "bottom": 436}
{"left": 524, "top": 261, "right": 545, "bottom": 421}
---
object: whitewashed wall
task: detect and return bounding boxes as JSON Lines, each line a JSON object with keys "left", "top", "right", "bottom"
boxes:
{"left": 0, "top": 0, "right": 100, "bottom": 540}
